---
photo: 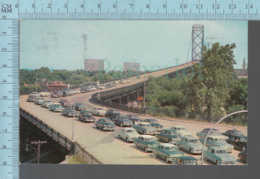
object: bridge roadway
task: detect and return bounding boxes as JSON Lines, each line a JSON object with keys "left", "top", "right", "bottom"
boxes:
{"left": 20, "top": 62, "right": 247, "bottom": 165}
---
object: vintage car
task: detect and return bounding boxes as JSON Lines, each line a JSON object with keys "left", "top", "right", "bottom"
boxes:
{"left": 95, "top": 118, "right": 115, "bottom": 131}
{"left": 133, "top": 135, "right": 159, "bottom": 152}
{"left": 170, "top": 126, "right": 192, "bottom": 137}
{"left": 105, "top": 109, "right": 120, "bottom": 120}
{"left": 238, "top": 149, "right": 247, "bottom": 163}
{"left": 39, "top": 92, "right": 50, "bottom": 97}
{"left": 91, "top": 107, "right": 107, "bottom": 116}
{"left": 125, "top": 79, "right": 131, "bottom": 83}
{"left": 176, "top": 136, "right": 204, "bottom": 154}
{"left": 133, "top": 122, "right": 157, "bottom": 135}
{"left": 156, "top": 129, "right": 180, "bottom": 144}
{"left": 62, "top": 107, "right": 78, "bottom": 117}
{"left": 50, "top": 103, "right": 63, "bottom": 112}
{"left": 226, "top": 135, "right": 247, "bottom": 151}
{"left": 153, "top": 143, "right": 184, "bottom": 163}
{"left": 34, "top": 97, "right": 45, "bottom": 105}
{"left": 75, "top": 103, "right": 86, "bottom": 111}
{"left": 41, "top": 100, "right": 53, "bottom": 108}
{"left": 113, "top": 115, "right": 133, "bottom": 127}
{"left": 120, "top": 79, "right": 127, "bottom": 84}
{"left": 128, "top": 118, "right": 142, "bottom": 125}
{"left": 59, "top": 99, "right": 70, "bottom": 107}
{"left": 27, "top": 94, "right": 38, "bottom": 102}
{"left": 196, "top": 128, "right": 227, "bottom": 139}
{"left": 78, "top": 110, "right": 95, "bottom": 123}
{"left": 144, "top": 118, "right": 158, "bottom": 123}
{"left": 86, "top": 85, "right": 97, "bottom": 92}
{"left": 98, "top": 85, "right": 106, "bottom": 90}
{"left": 118, "top": 128, "right": 139, "bottom": 142}
{"left": 51, "top": 92, "right": 62, "bottom": 98}
{"left": 126, "top": 114, "right": 139, "bottom": 119}
{"left": 203, "top": 147, "right": 237, "bottom": 165}
{"left": 151, "top": 122, "right": 163, "bottom": 132}
{"left": 222, "top": 129, "right": 246, "bottom": 138}
{"left": 200, "top": 135, "right": 234, "bottom": 153}
{"left": 172, "top": 156, "right": 198, "bottom": 165}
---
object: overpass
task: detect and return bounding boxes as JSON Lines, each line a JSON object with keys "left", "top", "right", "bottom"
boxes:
{"left": 90, "top": 61, "right": 198, "bottom": 113}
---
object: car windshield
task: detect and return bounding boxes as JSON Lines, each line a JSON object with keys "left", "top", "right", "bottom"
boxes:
{"left": 126, "top": 130, "right": 135, "bottom": 133}
{"left": 213, "top": 138, "right": 225, "bottom": 142}
{"left": 189, "top": 139, "right": 199, "bottom": 143}
{"left": 175, "top": 127, "right": 185, "bottom": 130}
{"left": 142, "top": 124, "right": 152, "bottom": 127}
{"left": 216, "top": 150, "right": 226, "bottom": 154}
{"left": 183, "top": 160, "right": 197, "bottom": 165}
{"left": 165, "top": 146, "right": 177, "bottom": 151}
{"left": 143, "top": 138, "right": 153, "bottom": 141}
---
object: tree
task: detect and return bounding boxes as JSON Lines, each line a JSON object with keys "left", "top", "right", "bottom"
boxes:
{"left": 187, "top": 43, "right": 236, "bottom": 122}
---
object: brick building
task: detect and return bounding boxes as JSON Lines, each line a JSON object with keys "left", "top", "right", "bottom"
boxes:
{"left": 47, "top": 81, "right": 67, "bottom": 92}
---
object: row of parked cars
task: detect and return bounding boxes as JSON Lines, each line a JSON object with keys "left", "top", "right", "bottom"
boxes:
{"left": 26, "top": 94, "right": 247, "bottom": 165}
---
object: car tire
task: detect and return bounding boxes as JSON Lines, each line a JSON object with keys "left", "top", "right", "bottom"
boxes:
{"left": 165, "top": 157, "right": 169, "bottom": 163}
{"left": 144, "top": 147, "right": 148, "bottom": 153}
{"left": 120, "top": 123, "right": 123, "bottom": 127}
{"left": 189, "top": 149, "right": 192, "bottom": 154}
{"left": 126, "top": 137, "right": 129, "bottom": 143}
{"left": 216, "top": 160, "right": 219, "bottom": 165}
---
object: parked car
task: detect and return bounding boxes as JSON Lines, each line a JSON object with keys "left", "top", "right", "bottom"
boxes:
{"left": 170, "top": 126, "right": 192, "bottom": 137}
{"left": 200, "top": 135, "right": 234, "bottom": 153}
{"left": 133, "top": 122, "right": 157, "bottom": 135}
{"left": 172, "top": 156, "right": 198, "bottom": 165}
{"left": 62, "top": 107, "right": 78, "bottom": 117}
{"left": 39, "top": 92, "right": 50, "bottom": 97}
{"left": 59, "top": 99, "right": 70, "bottom": 107}
{"left": 105, "top": 83, "right": 113, "bottom": 88}
{"left": 134, "top": 135, "right": 159, "bottom": 152}
{"left": 156, "top": 129, "right": 180, "bottom": 144}
{"left": 128, "top": 118, "right": 142, "bottom": 125}
{"left": 78, "top": 110, "right": 95, "bottom": 123}
{"left": 197, "top": 128, "right": 227, "bottom": 139}
{"left": 144, "top": 118, "right": 158, "bottom": 123}
{"left": 98, "top": 85, "right": 106, "bottom": 90}
{"left": 41, "top": 100, "right": 53, "bottom": 108}
{"left": 27, "top": 94, "right": 37, "bottom": 102}
{"left": 153, "top": 143, "right": 184, "bottom": 163}
{"left": 238, "top": 149, "right": 247, "bottom": 163}
{"left": 95, "top": 118, "right": 115, "bottom": 131}
{"left": 151, "top": 122, "right": 163, "bottom": 132}
{"left": 51, "top": 92, "right": 62, "bottom": 98}
{"left": 226, "top": 135, "right": 247, "bottom": 151}
{"left": 126, "top": 114, "right": 139, "bottom": 119}
{"left": 34, "top": 97, "right": 45, "bottom": 105}
{"left": 222, "top": 129, "right": 246, "bottom": 138}
{"left": 50, "top": 103, "right": 63, "bottom": 112}
{"left": 126, "top": 79, "right": 131, "bottom": 83}
{"left": 203, "top": 147, "right": 237, "bottom": 165}
{"left": 75, "top": 103, "right": 86, "bottom": 111}
{"left": 176, "top": 136, "right": 204, "bottom": 154}
{"left": 118, "top": 128, "right": 139, "bottom": 142}
{"left": 86, "top": 85, "right": 97, "bottom": 92}
{"left": 105, "top": 109, "right": 120, "bottom": 120}
{"left": 120, "top": 79, "right": 127, "bottom": 84}
{"left": 91, "top": 107, "right": 107, "bottom": 116}
{"left": 113, "top": 115, "right": 133, "bottom": 127}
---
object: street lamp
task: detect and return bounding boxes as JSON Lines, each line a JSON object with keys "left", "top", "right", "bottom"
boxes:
{"left": 72, "top": 100, "right": 75, "bottom": 141}
{"left": 200, "top": 110, "right": 248, "bottom": 165}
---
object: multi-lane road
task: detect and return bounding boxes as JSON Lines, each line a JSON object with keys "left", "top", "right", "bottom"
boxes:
{"left": 20, "top": 90, "right": 247, "bottom": 165}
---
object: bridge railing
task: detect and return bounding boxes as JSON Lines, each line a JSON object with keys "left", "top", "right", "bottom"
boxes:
{"left": 20, "top": 108, "right": 74, "bottom": 151}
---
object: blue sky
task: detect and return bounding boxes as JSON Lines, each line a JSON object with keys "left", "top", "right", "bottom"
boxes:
{"left": 20, "top": 20, "right": 247, "bottom": 71}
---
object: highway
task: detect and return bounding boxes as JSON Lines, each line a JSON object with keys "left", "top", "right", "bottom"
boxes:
{"left": 20, "top": 61, "right": 247, "bottom": 165}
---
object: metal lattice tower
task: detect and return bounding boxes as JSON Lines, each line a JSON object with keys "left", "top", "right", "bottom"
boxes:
{"left": 192, "top": 24, "right": 204, "bottom": 61}
{"left": 82, "top": 34, "right": 87, "bottom": 58}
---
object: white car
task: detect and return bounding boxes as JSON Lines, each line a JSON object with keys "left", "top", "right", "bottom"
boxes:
{"left": 41, "top": 100, "right": 53, "bottom": 108}
{"left": 91, "top": 107, "right": 107, "bottom": 116}
{"left": 86, "top": 85, "right": 97, "bottom": 92}
{"left": 39, "top": 92, "right": 51, "bottom": 97}
{"left": 118, "top": 128, "right": 139, "bottom": 142}
{"left": 170, "top": 126, "right": 192, "bottom": 137}
{"left": 126, "top": 79, "right": 131, "bottom": 83}
{"left": 34, "top": 97, "right": 45, "bottom": 105}
{"left": 98, "top": 85, "right": 106, "bottom": 90}
{"left": 120, "top": 80, "right": 127, "bottom": 84}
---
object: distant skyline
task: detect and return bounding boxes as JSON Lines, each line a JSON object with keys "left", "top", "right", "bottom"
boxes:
{"left": 20, "top": 20, "right": 248, "bottom": 71}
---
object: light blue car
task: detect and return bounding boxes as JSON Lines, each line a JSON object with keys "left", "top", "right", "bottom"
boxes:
{"left": 177, "top": 136, "right": 204, "bottom": 154}
{"left": 203, "top": 146, "right": 237, "bottom": 165}
{"left": 200, "top": 135, "right": 234, "bottom": 153}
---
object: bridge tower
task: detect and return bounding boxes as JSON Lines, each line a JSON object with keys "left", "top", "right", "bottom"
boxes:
{"left": 192, "top": 24, "right": 204, "bottom": 61}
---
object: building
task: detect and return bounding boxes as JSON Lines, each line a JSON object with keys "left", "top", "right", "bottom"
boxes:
{"left": 47, "top": 81, "right": 67, "bottom": 92}
{"left": 234, "top": 57, "right": 248, "bottom": 79}
{"left": 84, "top": 59, "right": 104, "bottom": 72}
{"left": 124, "top": 62, "right": 140, "bottom": 72}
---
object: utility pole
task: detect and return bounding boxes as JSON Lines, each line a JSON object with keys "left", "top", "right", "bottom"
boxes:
{"left": 31, "top": 140, "right": 47, "bottom": 164}
{"left": 72, "top": 99, "right": 75, "bottom": 141}
{"left": 143, "top": 81, "right": 146, "bottom": 113}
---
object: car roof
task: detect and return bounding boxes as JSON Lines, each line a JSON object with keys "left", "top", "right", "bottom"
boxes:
{"left": 139, "top": 135, "right": 155, "bottom": 139}
{"left": 208, "top": 146, "right": 227, "bottom": 150}
{"left": 139, "top": 122, "right": 151, "bottom": 125}
{"left": 162, "top": 129, "right": 174, "bottom": 132}
{"left": 159, "top": 143, "right": 176, "bottom": 147}
{"left": 208, "top": 135, "right": 225, "bottom": 139}
{"left": 53, "top": 103, "right": 61, "bottom": 105}
{"left": 122, "top": 128, "right": 135, "bottom": 131}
